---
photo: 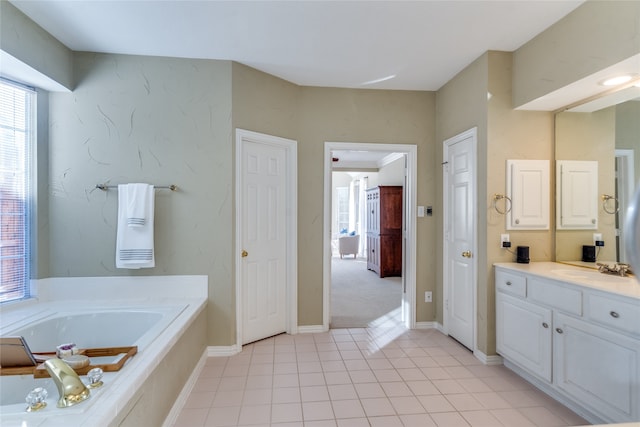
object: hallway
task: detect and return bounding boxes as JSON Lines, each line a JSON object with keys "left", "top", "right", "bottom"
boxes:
{"left": 330, "top": 257, "right": 402, "bottom": 328}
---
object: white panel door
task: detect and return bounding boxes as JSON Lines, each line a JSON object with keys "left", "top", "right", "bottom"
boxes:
{"left": 241, "top": 139, "right": 288, "bottom": 344}
{"left": 444, "top": 129, "right": 476, "bottom": 350}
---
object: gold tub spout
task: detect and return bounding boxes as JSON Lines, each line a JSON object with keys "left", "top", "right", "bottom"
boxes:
{"left": 43, "top": 358, "right": 90, "bottom": 408}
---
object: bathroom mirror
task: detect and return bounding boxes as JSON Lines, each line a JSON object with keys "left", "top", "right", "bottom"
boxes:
{"left": 555, "top": 96, "right": 640, "bottom": 265}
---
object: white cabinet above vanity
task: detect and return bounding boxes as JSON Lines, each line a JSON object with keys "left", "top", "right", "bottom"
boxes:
{"left": 556, "top": 160, "right": 599, "bottom": 230}
{"left": 506, "top": 159, "right": 550, "bottom": 230}
{"left": 495, "top": 262, "right": 640, "bottom": 424}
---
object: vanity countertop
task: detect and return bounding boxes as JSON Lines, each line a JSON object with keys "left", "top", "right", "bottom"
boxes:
{"left": 494, "top": 262, "right": 640, "bottom": 300}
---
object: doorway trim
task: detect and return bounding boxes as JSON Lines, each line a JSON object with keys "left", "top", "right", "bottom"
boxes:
{"left": 616, "top": 149, "right": 635, "bottom": 263}
{"left": 442, "top": 127, "right": 478, "bottom": 352}
{"left": 235, "top": 128, "right": 298, "bottom": 347}
{"left": 323, "top": 142, "right": 417, "bottom": 330}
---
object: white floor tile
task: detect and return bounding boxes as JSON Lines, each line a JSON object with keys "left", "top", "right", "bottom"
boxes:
{"left": 173, "top": 328, "right": 587, "bottom": 427}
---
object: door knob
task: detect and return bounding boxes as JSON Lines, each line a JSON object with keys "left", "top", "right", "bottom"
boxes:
{"left": 241, "top": 250, "right": 248, "bottom": 258}
{"left": 462, "top": 250, "right": 472, "bottom": 258}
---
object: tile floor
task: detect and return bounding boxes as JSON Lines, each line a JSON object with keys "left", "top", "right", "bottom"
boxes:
{"left": 173, "top": 326, "right": 589, "bottom": 427}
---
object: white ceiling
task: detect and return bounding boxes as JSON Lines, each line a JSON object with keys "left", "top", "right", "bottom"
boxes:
{"left": 10, "top": 0, "right": 585, "bottom": 92}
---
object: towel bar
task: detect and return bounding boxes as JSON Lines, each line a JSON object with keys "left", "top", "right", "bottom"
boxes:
{"left": 96, "top": 184, "right": 177, "bottom": 191}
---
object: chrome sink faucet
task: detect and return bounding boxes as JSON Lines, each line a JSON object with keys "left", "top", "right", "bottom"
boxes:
{"left": 596, "top": 262, "right": 632, "bottom": 277}
{"left": 43, "top": 358, "right": 90, "bottom": 408}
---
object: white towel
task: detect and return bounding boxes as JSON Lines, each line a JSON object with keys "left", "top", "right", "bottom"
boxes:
{"left": 126, "top": 183, "right": 151, "bottom": 227}
{"left": 116, "top": 184, "right": 155, "bottom": 269}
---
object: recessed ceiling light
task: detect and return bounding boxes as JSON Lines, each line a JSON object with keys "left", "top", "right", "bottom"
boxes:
{"left": 362, "top": 74, "right": 396, "bottom": 86}
{"left": 601, "top": 75, "right": 634, "bottom": 86}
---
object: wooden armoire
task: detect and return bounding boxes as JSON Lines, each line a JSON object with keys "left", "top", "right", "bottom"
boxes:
{"left": 365, "top": 186, "right": 403, "bottom": 278}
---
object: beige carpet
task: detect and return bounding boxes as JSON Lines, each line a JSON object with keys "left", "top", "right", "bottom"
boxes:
{"left": 330, "top": 256, "right": 402, "bottom": 328}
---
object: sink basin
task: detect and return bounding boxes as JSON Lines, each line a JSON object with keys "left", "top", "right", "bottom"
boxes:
{"left": 551, "top": 268, "right": 633, "bottom": 285}
{"left": 550, "top": 269, "right": 590, "bottom": 279}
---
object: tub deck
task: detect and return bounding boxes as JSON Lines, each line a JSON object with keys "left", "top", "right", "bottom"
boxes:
{"left": 0, "top": 275, "right": 207, "bottom": 427}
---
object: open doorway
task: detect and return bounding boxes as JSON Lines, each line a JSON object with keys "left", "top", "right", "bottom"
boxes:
{"left": 322, "top": 142, "right": 417, "bottom": 331}
{"left": 330, "top": 170, "right": 403, "bottom": 328}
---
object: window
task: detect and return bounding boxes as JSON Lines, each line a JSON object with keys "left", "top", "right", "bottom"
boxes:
{"left": 0, "top": 79, "right": 34, "bottom": 303}
{"left": 337, "top": 187, "right": 349, "bottom": 233}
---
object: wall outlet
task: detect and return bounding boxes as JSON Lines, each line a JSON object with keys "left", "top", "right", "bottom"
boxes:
{"left": 593, "top": 233, "right": 603, "bottom": 245}
{"left": 501, "top": 234, "right": 510, "bottom": 249}
{"left": 425, "top": 291, "right": 432, "bottom": 303}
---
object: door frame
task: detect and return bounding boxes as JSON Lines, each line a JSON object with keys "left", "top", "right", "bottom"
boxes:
{"left": 323, "top": 142, "right": 417, "bottom": 330}
{"left": 442, "top": 127, "right": 478, "bottom": 351}
{"left": 235, "top": 129, "right": 298, "bottom": 347}
{"left": 616, "top": 149, "right": 634, "bottom": 263}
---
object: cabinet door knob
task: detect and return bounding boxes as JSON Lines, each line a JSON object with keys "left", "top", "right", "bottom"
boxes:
{"left": 542, "top": 322, "right": 549, "bottom": 328}
{"left": 610, "top": 311, "right": 620, "bottom": 318}
{"left": 555, "top": 328, "right": 564, "bottom": 334}
{"left": 505, "top": 281, "right": 512, "bottom": 286}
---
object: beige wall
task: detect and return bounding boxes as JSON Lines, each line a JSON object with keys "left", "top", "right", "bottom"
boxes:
{"left": 555, "top": 108, "right": 617, "bottom": 262}
{"left": 232, "top": 62, "right": 299, "bottom": 140}
{"left": 435, "top": 51, "right": 554, "bottom": 355}
{"left": 297, "top": 87, "right": 436, "bottom": 325}
{"left": 513, "top": 1, "right": 640, "bottom": 108}
{"left": 435, "top": 52, "right": 488, "bottom": 333}
{"left": 485, "top": 51, "right": 554, "bottom": 353}
{"left": 229, "top": 65, "right": 437, "bottom": 326}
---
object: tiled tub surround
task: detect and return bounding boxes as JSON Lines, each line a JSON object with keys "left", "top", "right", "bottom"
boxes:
{"left": 495, "top": 262, "right": 640, "bottom": 424}
{"left": 0, "top": 276, "right": 207, "bottom": 427}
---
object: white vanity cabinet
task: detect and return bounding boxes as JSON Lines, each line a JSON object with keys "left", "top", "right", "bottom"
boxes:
{"left": 496, "top": 292, "right": 552, "bottom": 382}
{"left": 553, "top": 312, "right": 640, "bottom": 422}
{"left": 495, "top": 264, "right": 640, "bottom": 424}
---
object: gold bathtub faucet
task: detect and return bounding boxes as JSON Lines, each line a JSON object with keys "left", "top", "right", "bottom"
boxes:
{"left": 43, "top": 358, "right": 90, "bottom": 408}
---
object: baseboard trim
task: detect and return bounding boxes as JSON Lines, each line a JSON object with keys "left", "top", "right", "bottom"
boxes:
{"left": 298, "top": 325, "right": 327, "bottom": 334}
{"left": 414, "top": 321, "right": 438, "bottom": 329}
{"left": 162, "top": 349, "right": 208, "bottom": 427}
{"left": 474, "top": 349, "right": 503, "bottom": 366}
{"left": 207, "top": 344, "right": 242, "bottom": 357}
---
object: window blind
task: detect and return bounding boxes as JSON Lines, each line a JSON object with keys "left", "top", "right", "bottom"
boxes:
{"left": 0, "top": 79, "right": 34, "bottom": 303}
